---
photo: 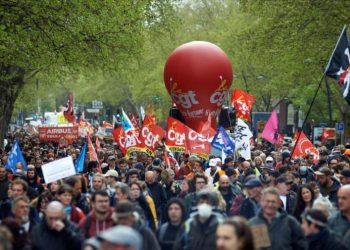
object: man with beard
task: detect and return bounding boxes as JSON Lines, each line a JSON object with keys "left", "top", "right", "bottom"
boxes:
{"left": 315, "top": 167, "right": 341, "bottom": 205}
{"left": 79, "top": 190, "right": 114, "bottom": 238}
{"left": 218, "top": 175, "right": 241, "bottom": 215}
{"left": 10, "top": 196, "right": 37, "bottom": 233}
{"left": 26, "top": 165, "right": 44, "bottom": 196}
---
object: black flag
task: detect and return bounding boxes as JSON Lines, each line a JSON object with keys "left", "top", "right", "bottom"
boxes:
{"left": 325, "top": 25, "right": 350, "bottom": 105}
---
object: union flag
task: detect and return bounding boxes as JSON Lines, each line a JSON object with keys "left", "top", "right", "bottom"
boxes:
{"left": 231, "top": 88, "right": 254, "bottom": 121}
{"left": 321, "top": 128, "right": 336, "bottom": 143}
{"left": 292, "top": 131, "right": 319, "bottom": 162}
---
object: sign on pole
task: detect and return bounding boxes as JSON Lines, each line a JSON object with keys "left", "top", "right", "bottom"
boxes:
{"left": 42, "top": 156, "right": 76, "bottom": 184}
{"left": 336, "top": 123, "right": 344, "bottom": 133}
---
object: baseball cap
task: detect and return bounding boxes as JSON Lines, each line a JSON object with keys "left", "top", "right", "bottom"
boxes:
{"left": 98, "top": 226, "right": 141, "bottom": 250}
{"left": 209, "top": 159, "right": 217, "bottom": 167}
{"left": 266, "top": 156, "right": 273, "bottom": 162}
{"left": 244, "top": 178, "right": 262, "bottom": 188}
{"left": 104, "top": 170, "right": 119, "bottom": 178}
{"left": 108, "top": 155, "right": 116, "bottom": 161}
{"left": 315, "top": 167, "right": 332, "bottom": 176}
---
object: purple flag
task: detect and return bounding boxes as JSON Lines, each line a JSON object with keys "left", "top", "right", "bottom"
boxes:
{"left": 262, "top": 110, "right": 279, "bottom": 144}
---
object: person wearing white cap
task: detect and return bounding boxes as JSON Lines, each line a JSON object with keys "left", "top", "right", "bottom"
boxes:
{"left": 104, "top": 170, "right": 119, "bottom": 203}
{"left": 98, "top": 225, "right": 142, "bottom": 250}
{"left": 205, "top": 158, "right": 221, "bottom": 188}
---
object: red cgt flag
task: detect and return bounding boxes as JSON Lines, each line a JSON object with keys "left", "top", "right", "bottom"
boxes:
{"left": 321, "top": 128, "right": 336, "bottom": 143}
{"left": 112, "top": 127, "right": 127, "bottom": 155}
{"left": 292, "top": 131, "right": 319, "bottom": 161}
{"left": 231, "top": 88, "right": 254, "bottom": 121}
{"left": 138, "top": 116, "right": 166, "bottom": 156}
{"left": 166, "top": 117, "right": 211, "bottom": 158}
{"left": 87, "top": 134, "right": 98, "bottom": 162}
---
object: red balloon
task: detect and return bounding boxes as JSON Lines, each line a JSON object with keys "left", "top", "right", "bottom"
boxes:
{"left": 164, "top": 41, "right": 233, "bottom": 132}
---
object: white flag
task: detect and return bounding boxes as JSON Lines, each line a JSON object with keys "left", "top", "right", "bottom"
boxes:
{"left": 233, "top": 118, "right": 253, "bottom": 160}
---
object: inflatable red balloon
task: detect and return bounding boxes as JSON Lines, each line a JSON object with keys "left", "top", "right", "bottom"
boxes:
{"left": 164, "top": 41, "right": 233, "bottom": 132}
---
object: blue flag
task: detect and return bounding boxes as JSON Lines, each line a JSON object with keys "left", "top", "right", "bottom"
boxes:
{"left": 211, "top": 127, "right": 235, "bottom": 154}
{"left": 6, "top": 141, "right": 27, "bottom": 173}
{"left": 75, "top": 143, "right": 87, "bottom": 173}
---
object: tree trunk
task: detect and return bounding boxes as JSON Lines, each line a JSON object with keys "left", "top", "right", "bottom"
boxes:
{"left": 0, "top": 65, "right": 26, "bottom": 148}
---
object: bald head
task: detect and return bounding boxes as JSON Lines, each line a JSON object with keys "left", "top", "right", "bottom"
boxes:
{"left": 45, "top": 201, "right": 65, "bottom": 229}
{"left": 46, "top": 201, "right": 64, "bottom": 214}
{"left": 145, "top": 171, "right": 155, "bottom": 184}
{"left": 219, "top": 175, "right": 230, "bottom": 189}
{"left": 242, "top": 161, "right": 251, "bottom": 171}
{"left": 338, "top": 185, "right": 350, "bottom": 213}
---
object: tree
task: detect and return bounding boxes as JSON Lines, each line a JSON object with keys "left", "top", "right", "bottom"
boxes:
{"left": 0, "top": 0, "right": 173, "bottom": 146}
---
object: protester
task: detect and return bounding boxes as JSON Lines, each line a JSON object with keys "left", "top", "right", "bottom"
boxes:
{"left": 315, "top": 167, "right": 341, "bottom": 205}
{"left": 184, "top": 190, "right": 223, "bottom": 250}
{"left": 79, "top": 190, "right": 114, "bottom": 238}
{"left": 31, "top": 201, "right": 84, "bottom": 250}
{"left": 239, "top": 178, "right": 263, "bottom": 219}
{"left": 216, "top": 217, "right": 255, "bottom": 250}
{"left": 328, "top": 184, "right": 350, "bottom": 248}
{"left": 302, "top": 208, "right": 348, "bottom": 250}
{"left": 157, "top": 198, "right": 186, "bottom": 250}
{"left": 249, "top": 187, "right": 307, "bottom": 250}
{"left": 293, "top": 184, "right": 316, "bottom": 221}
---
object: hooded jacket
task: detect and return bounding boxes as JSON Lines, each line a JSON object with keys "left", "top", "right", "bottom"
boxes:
{"left": 249, "top": 209, "right": 307, "bottom": 250}
{"left": 79, "top": 208, "right": 114, "bottom": 238}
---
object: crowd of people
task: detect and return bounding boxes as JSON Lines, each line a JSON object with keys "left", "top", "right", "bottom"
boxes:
{"left": 1, "top": 130, "right": 350, "bottom": 250}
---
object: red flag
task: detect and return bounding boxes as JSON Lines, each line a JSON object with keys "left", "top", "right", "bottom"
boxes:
{"left": 166, "top": 117, "right": 187, "bottom": 152}
{"left": 129, "top": 113, "right": 140, "bottom": 135}
{"left": 63, "top": 94, "right": 75, "bottom": 123}
{"left": 231, "top": 88, "right": 254, "bottom": 121}
{"left": 198, "top": 114, "right": 216, "bottom": 138}
{"left": 96, "top": 137, "right": 101, "bottom": 151}
{"left": 321, "top": 128, "right": 336, "bottom": 143}
{"left": 87, "top": 134, "right": 98, "bottom": 161}
{"left": 166, "top": 117, "right": 211, "bottom": 158}
{"left": 102, "top": 121, "right": 113, "bottom": 129}
{"left": 139, "top": 122, "right": 166, "bottom": 156}
{"left": 292, "top": 131, "right": 319, "bottom": 161}
{"left": 112, "top": 127, "right": 127, "bottom": 155}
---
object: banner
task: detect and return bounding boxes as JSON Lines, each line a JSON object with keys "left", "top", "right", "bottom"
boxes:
{"left": 233, "top": 119, "right": 253, "bottom": 160}
{"left": 138, "top": 120, "right": 166, "bottom": 156}
{"left": 112, "top": 127, "right": 127, "bottom": 155}
{"left": 166, "top": 117, "right": 187, "bottom": 152}
{"left": 39, "top": 126, "right": 79, "bottom": 143}
{"left": 261, "top": 110, "right": 279, "bottom": 144}
{"left": 231, "top": 88, "right": 254, "bottom": 121}
{"left": 6, "top": 141, "right": 27, "bottom": 173}
{"left": 211, "top": 127, "right": 235, "bottom": 155}
{"left": 166, "top": 117, "right": 211, "bottom": 158}
{"left": 292, "top": 131, "right": 319, "bottom": 161}
{"left": 42, "top": 156, "right": 76, "bottom": 184}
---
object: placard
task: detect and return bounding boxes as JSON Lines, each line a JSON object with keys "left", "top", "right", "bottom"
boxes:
{"left": 42, "top": 156, "right": 76, "bottom": 184}
{"left": 250, "top": 224, "right": 271, "bottom": 249}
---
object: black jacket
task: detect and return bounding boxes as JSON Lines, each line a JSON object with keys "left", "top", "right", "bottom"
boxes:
{"left": 147, "top": 182, "right": 167, "bottom": 217}
{"left": 307, "top": 228, "right": 348, "bottom": 250}
{"left": 249, "top": 209, "right": 307, "bottom": 250}
{"left": 30, "top": 219, "right": 84, "bottom": 250}
{"left": 184, "top": 214, "right": 223, "bottom": 250}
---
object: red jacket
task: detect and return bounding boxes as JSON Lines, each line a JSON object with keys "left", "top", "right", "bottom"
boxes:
{"left": 79, "top": 208, "right": 114, "bottom": 238}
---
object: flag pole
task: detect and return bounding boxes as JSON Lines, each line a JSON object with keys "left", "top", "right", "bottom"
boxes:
{"left": 291, "top": 73, "right": 325, "bottom": 157}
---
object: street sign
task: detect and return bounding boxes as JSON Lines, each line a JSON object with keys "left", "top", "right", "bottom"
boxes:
{"left": 336, "top": 123, "right": 344, "bottom": 133}
{"left": 92, "top": 100, "right": 103, "bottom": 109}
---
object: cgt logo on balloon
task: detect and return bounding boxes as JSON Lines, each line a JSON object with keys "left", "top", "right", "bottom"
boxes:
{"left": 164, "top": 41, "right": 233, "bottom": 132}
